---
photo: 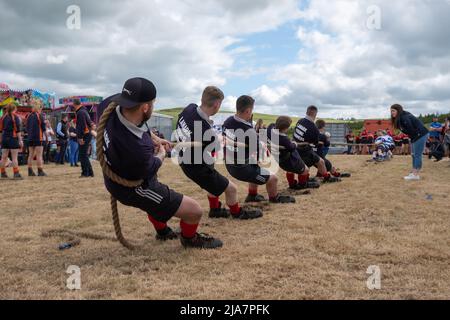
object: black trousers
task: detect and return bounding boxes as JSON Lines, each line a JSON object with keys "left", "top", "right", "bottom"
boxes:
{"left": 57, "top": 139, "right": 68, "bottom": 164}
{"left": 79, "top": 134, "right": 94, "bottom": 176}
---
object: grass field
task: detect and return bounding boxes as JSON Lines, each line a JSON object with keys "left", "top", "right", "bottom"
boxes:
{"left": 0, "top": 156, "right": 449, "bottom": 300}
{"left": 157, "top": 108, "right": 355, "bottom": 130}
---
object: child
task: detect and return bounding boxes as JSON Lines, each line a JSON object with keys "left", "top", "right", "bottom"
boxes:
{"left": 267, "top": 116, "right": 320, "bottom": 190}
{"left": 371, "top": 130, "right": 395, "bottom": 162}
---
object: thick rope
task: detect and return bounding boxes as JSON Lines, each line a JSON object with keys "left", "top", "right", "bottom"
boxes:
{"left": 97, "top": 102, "right": 143, "bottom": 250}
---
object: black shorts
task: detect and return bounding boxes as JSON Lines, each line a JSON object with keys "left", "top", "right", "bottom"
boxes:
{"left": 279, "top": 156, "right": 306, "bottom": 175}
{"left": 297, "top": 146, "right": 321, "bottom": 168}
{"left": 28, "top": 141, "right": 44, "bottom": 147}
{"left": 395, "top": 141, "right": 403, "bottom": 147}
{"left": 105, "top": 177, "right": 183, "bottom": 223}
{"left": 226, "top": 164, "right": 271, "bottom": 185}
{"left": 402, "top": 139, "right": 410, "bottom": 145}
{"left": 180, "top": 164, "right": 229, "bottom": 197}
{"left": 1, "top": 137, "right": 20, "bottom": 150}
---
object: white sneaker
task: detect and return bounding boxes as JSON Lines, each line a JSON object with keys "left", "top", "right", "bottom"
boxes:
{"left": 404, "top": 173, "right": 420, "bottom": 181}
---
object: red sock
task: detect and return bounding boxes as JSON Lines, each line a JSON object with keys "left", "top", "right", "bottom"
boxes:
{"left": 248, "top": 186, "right": 258, "bottom": 196}
{"left": 147, "top": 215, "right": 167, "bottom": 231}
{"left": 332, "top": 172, "right": 340, "bottom": 177}
{"left": 180, "top": 220, "right": 198, "bottom": 239}
{"left": 207, "top": 196, "right": 220, "bottom": 209}
{"left": 13, "top": 167, "right": 19, "bottom": 174}
{"left": 228, "top": 203, "right": 241, "bottom": 216}
{"left": 298, "top": 173, "right": 309, "bottom": 184}
{"left": 1, "top": 168, "right": 5, "bottom": 174}
{"left": 320, "top": 172, "right": 330, "bottom": 179}
{"left": 286, "top": 173, "right": 296, "bottom": 187}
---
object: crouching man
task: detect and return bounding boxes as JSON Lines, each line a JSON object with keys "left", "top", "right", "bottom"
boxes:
{"left": 102, "top": 78, "right": 222, "bottom": 249}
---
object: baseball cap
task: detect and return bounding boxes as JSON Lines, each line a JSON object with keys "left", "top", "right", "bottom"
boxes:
{"left": 111, "top": 77, "right": 157, "bottom": 109}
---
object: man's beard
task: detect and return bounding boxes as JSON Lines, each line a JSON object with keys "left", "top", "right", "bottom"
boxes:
{"left": 139, "top": 109, "right": 152, "bottom": 127}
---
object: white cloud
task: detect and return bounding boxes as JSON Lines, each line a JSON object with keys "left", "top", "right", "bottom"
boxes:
{"left": 259, "top": 0, "right": 450, "bottom": 118}
{"left": 46, "top": 54, "right": 68, "bottom": 65}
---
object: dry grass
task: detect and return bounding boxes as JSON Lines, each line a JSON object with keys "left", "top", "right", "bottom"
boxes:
{"left": 0, "top": 156, "right": 449, "bottom": 300}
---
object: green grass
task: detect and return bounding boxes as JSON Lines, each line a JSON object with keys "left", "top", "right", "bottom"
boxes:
{"left": 157, "top": 107, "right": 358, "bottom": 130}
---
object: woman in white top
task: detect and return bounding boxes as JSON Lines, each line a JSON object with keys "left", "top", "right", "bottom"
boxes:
{"left": 43, "top": 119, "right": 55, "bottom": 164}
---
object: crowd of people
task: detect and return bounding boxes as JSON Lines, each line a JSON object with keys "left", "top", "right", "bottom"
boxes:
{"left": 0, "top": 99, "right": 97, "bottom": 179}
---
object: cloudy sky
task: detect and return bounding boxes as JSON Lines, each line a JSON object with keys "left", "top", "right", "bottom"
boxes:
{"left": 1, "top": 0, "right": 450, "bottom": 118}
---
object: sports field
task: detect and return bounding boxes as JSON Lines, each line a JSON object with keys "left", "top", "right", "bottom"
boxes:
{"left": 0, "top": 156, "right": 449, "bottom": 300}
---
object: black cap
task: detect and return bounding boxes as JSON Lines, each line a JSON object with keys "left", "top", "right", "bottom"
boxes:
{"left": 111, "top": 77, "right": 157, "bottom": 109}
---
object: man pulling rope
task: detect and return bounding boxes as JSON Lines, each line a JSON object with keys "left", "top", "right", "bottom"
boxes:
{"left": 97, "top": 77, "right": 223, "bottom": 250}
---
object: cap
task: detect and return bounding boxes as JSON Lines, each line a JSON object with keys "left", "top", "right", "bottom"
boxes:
{"left": 111, "top": 77, "right": 157, "bottom": 109}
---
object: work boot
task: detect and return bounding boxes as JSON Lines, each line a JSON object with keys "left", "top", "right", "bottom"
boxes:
{"left": 28, "top": 168, "right": 36, "bottom": 177}
{"left": 245, "top": 194, "right": 267, "bottom": 203}
{"left": 180, "top": 233, "right": 223, "bottom": 249}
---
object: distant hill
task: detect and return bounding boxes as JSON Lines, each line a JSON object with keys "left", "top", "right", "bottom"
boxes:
{"left": 157, "top": 107, "right": 355, "bottom": 130}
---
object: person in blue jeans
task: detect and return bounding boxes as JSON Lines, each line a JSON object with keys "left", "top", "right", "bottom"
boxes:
{"left": 391, "top": 104, "right": 429, "bottom": 181}
{"left": 68, "top": 120, "right": 79, "bottom": 167}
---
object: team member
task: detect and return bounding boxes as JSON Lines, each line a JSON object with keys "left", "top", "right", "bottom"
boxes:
{"left": 176, "top": 87, "right": 262, "bottom": 220}
{"left": 267, "top": 116, "right": 320, "bottom": 190}
{"left": 293, "top": 106, "right": 341, "bottom": 183}
{"left": 103, "top": 77, "right": 222, "bottom": 249}
{"left": 0, "top": 104, "right": 23, "bottom": 180}
{"left": 223, "top": 95, "right": 295, "bottom": 204}
{"left": 315, "top": 119, "right": 351, "bottom": 178}
{"left": 55, "top": 114, "right": 69, "bottom": 165}
{"left": 75, "top": 99, "right": 94, "bottom": 178}
{"left": 315, "top": 120, "right": 331, "bottom": 159}
{"left": 26, "top": 102, "right": 47, "bottom": 177}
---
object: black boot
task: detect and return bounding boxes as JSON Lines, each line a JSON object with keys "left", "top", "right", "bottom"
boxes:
{"left": 155, "top": 227, "right": 178, "bottom": 241}
{"left": 28, "top": 168, "right": 36, "bottom": 177}
{"left": 180, "top": 233, "right": 223, "bottom": 249}
{"left": 245, "top": 194, "right": 267, "bottom": 203}
{"left": 38, "top": 169, "right": 47, "bottom": 177}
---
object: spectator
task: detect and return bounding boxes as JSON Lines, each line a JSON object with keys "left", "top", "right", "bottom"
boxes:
{"left": 43, "top": 119, "right": 55, "bottom": 164}
{"left": 55, "top": 114, "right": 69, "bottom": 165}
{"left": 90, "top": 123, "right": 97, "bottom": 160}
{"left": 68, "top": 120, "right": 79, "bottom": 167}
{"left": 0, "top": 104, "right": 23, "bottom": 179}
{"left": 391, "top": 104, "right": 429, "bottom": 181}
{"left": 444, "top": 117, "right": 450, "bottom": 159}
{"left": 26, "top": 101, "right": 47, "bottom": 177}
{"left": 429, "top": 117, "right": 443, "bottom": 142}
{"left": 345, "top": 130, "right": 355, "bottom": 154}
{"left": 75, "top": 99, "right": 94, "bottom": 178}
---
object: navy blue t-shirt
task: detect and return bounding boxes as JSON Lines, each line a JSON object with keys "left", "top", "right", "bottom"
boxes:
{"left": 176, "top": 104, "right": 219, "bottom": 165}
{"left": 222, "top": 115, "right": 260, "bottom": 165}
{"left": 103, "top": 106, "right": 162, "bottom": 184}
{"left": 0, "top": 113, "right": 21, "bottom": 139}
{"left": 76, "top": 106, "right": 93, "bottom": 139}
{"left": 26, "top": 112, "right": 46, "bottom": 142}
{"left": 293, "top": 117, "right": 320, "bottom": 145}
{"left": 267, "top": 123, "right": 302, "bottom": 166}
